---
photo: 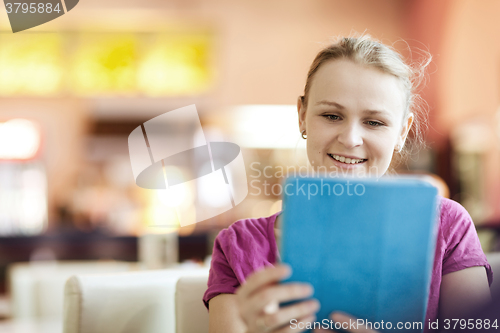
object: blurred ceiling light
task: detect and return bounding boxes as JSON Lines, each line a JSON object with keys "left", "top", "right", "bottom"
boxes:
{"left": 71, "top": 33, "right": 137, "bottom": 95}
{"left": 198, "top": 161, "right": 231, "bottom": 207}
{"left": 0, "top": 31, "right": 213, "bottom": 97}
{"left": 155, "top": 166, "right": 195, "bottom": 208}
{"left": 157, "top": 186, "right": 190, "bottom": 208}
{"left": 231, "top": 105, "right": 306, "bottom": 149}
{"left": 0, "top": 119, "right": 41, "bottom": 160}
{"left": 19, "top": 166, "right": 48, "bottom": 235}
{"left": 137, "top": 35, "right": 213, "bottom": 96}
{"left": 145, "top": 203, "right": 180, "bottom": 233}
{"left": 0, "top": 163, "right": 48, "bottom": 235}
{"left": 0, "top": 33, "right": 63, "bottom": 96}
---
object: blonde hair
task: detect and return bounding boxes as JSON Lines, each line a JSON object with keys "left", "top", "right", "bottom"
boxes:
{"left": 300, "top": 34, "right": 431, "bottom": 165}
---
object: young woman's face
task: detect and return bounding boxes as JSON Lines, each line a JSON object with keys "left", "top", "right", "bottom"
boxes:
{"left": 298, "top": 59, "right": 413, "bottom": 177}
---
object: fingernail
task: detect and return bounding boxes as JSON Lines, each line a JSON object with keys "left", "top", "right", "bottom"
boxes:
{"left": 301, "top": 284, "right": 313, "bottom": 295}
{"left": 280, "top": 265, "right": 291, "bottom": 277}
{"left": 302, "top": 284, "right": 313, "bottom": 294}
{"left": 309, "top": 300, "right": 320, "bottom": 311}
{"left": 281, "top": 264, "right": 291, "bottom": 273}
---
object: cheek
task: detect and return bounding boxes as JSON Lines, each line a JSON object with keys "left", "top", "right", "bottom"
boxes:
{"left": 306, "top": 139, "right": 323, "bottom": 160}
{"left": 306, "top": 119, "right": 328, "bottom": 150}
{"left": 369, "top": 133, "right": 397, "bottom": 160}
{"left": 305, "top": 133, "right": 329, "bottom": 166}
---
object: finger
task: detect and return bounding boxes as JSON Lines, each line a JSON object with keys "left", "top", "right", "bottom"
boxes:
{"left": 247, "top": 283, "right": 314, "bottom": 316}
{"left": 241, "top": 284, "right": 314, "bottom": 327}
{"left": 237, "top": 264, "right": 291, "bottom": 299}
{"left": 263, "top": 301, "right": 279, "bottom": 315}
{"left": 262, "top": 299, "right": 319, "bottom": 331}
{"left": 274, "top": 314, "right": 317, "bottom": 333}
{"left": 331, "top": 312, "right": 378, "bottom": 333}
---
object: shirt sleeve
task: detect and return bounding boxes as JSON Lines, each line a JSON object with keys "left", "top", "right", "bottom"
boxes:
{"left": 441, "top": 199, "right": 493, "bottom": 286}
{"left": 202, "top": 229, "right": 240, "bottom": 310}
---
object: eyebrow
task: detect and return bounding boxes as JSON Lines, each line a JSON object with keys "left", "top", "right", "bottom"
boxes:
{"left": 315, "top": 100, "right": 390, "bottom": 116}
{"left": 315, "top": 100, "right": 345, "bottom": 109}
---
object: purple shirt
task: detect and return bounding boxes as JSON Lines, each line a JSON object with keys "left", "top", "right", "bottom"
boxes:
{"left": 203, "top": 197, "right": 493, "bottom": 331}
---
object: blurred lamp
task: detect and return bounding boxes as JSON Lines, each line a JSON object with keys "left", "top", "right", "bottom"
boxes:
{"left": 198, "top": 162, "right": 232, "bottom": 208}
{"left": 231, "top": 105, "right": 306, "bottom": 149}
{"left": 0, "top": 119, "right": 41, "bottom": 160}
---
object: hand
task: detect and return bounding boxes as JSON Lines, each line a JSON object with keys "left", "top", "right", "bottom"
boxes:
{"left": 236, "top": 264, "right": 320, "bottom": 332}
{"left": 313, "top": 312, "right": 379, "bottom": 333}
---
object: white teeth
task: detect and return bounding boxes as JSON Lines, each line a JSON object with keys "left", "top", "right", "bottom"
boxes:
{"left": 331, "top": 154, "right": 365, "bottom": 164}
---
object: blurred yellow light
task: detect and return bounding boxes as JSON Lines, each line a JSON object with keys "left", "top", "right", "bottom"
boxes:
{"left": 70, "top": 33, "right": 137, "bottom": 95}
{"left": 0, "top": 31, "right": 213, "bottom": 96}
{"left": 137, "top": 34, "right": 213, "bottom": 96}
{"left": 0, "top": 119, "right": 41, "bottom": 160}
{"left": 145, "top": 203, "right": 179, "bottom": 231}
{"left": 0, "top": 33, "right": 63, "bottom": 95}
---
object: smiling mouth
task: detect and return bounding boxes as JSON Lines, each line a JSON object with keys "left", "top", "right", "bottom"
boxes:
{"left": 328, "top": 154, "right": 367, "bottom": 164}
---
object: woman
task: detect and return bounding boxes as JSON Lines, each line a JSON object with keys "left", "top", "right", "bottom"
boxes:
{"left": 203, "top": 35, "right": 493, "bottom": 333}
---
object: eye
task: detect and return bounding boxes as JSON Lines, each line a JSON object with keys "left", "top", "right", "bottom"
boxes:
{"left": 324, "top": 114, "right": 340, "bottom": 121}
{"left": 366, "top": 120, "right": 384, "bottom": 127}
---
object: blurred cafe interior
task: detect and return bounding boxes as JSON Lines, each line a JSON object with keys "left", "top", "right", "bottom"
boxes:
{"left": 0, "top": 0, "right": 500, "bottom": 332}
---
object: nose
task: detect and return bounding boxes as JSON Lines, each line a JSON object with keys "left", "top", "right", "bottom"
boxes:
{"left": 337, "top": 122, "right": 363, "bottom": 148}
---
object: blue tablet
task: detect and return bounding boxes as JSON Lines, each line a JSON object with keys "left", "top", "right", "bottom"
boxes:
{"left": 280, "top": 177, "right": 439, "bottom": 333}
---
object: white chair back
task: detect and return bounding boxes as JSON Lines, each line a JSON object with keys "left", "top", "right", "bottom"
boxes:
{"left": 175, "top": 275, "right": 210, "bottom": 333}
{"left": 8, "top": 261, "right": 134, "bottom": 319}
{"left": 63, "top": 268, "right": 208, "bottom": 333}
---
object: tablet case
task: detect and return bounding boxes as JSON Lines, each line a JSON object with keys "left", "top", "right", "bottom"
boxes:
{"left": 280, "top": 177, "right": 439, "bottom": 333}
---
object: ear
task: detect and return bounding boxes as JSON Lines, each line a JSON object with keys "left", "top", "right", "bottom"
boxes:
{"left": 298, "top": 96, "right": 307, "bottom": 133}
{"left": 397, "top": 113, "right": 414, "bottom": 150}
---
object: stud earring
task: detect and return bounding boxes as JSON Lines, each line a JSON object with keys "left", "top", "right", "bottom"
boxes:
{"left": 301, "top": 130, "right": 307, "bottom": 139}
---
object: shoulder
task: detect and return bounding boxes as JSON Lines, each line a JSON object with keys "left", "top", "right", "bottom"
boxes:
{"left": 437, "top": 197, "right": 480, "bottom": 257}
{"left": 439, "top": 197, "right": 470, "bottom": 221}
{"left": 215, "top": 212, "right": 279, "bottom": 248}
{"left": 438, "top": 197, "right": 473, "bottom": 231}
